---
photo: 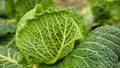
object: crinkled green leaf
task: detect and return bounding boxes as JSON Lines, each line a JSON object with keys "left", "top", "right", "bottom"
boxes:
{"left": 86, "top": 25, "right": 120, "bottom": 60}
{"left": 0, "top": 19, "right": 17, "bottom": 36}
{"left": 0, "top": 46, "right": 23, "bottom": 68}
{"left": 16, "top": 5, "right": 83, "bottom": 64}
{"left": 39, "top": 25, "right": 119, "bottom": 68}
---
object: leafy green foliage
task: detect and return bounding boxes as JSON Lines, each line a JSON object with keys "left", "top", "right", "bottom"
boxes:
{"left": 0, "top": 0, "right": 120, "bottom": 67}
{"left": 87, "top": 25, "right": 120, "bottom": 60}
{"left": 91, "top": 6, "right": 111, "bottom": 22}
{"left": 0, "top": 46, "right": 23, "bottom": 68}
{"left": 109, "top": 1, "right": 120, "bottom": 21}
{"left": 116, "top": 62, "right": 120, "bottom": 68}
{"left": 90, "top": 0, "right": 120, "bottom": 23}
{"left": 0, "top": 19, "right": 17, "bottom": 36}
{"left": 14, "top": 0, "right": 54, "bottom": 20}
{"left": 39, "top": 25, "right": 119, "bottom": 68}
{"left": 5, "top": 0, "right": 54, "bottom": 20}
{"left": 90, "top": 0, "right": 111, "bottom": 22}
{"left": 5, "top": 0, "right": 16, "bottom": 18}
{"left": 0, "top": 34, "right": 15, "bottom": 47}
{"left": 16, "top": 5, "right": 83, "bottom": 64}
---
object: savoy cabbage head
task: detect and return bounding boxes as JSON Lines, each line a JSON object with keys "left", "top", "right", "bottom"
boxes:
{"left": 16, "top": 4, "right": 84, "bottom": 64}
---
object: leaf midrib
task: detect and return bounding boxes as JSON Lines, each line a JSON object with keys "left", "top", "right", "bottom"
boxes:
{"left": 0, "top": 54, "right": 17, "bottom": 64}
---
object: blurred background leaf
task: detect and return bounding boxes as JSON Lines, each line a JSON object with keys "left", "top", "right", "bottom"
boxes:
{"left": 0, "top": 33, "right": 17, "bottom": 49}
{"left": 90, "top": 0, "right": 120, "bottom": 24}
{"left": 0, "top": 18, "right": 17, "bottom": 49}
{"left": 0, "top": 0, "right": 7, "bottom": 18}
{"left": 116, "top": 62, "right": 120, "bottom": 68}
{"left": 5, "top": 0, "right": 16, "bottom": 18}
{"left": 5, "top": 0, "right": 54, "bottom": 21}
{"left": 0, "top": 18, "right": 17, "bottom": 36}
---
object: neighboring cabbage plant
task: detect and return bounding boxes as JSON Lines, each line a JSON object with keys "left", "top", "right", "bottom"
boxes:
{"left": 16, "top": 4, "right": 84, "bottom": 64}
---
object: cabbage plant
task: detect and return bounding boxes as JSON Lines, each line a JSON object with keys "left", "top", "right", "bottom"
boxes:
{"left": 16, "top": 4, "right": 83, "bottom": 64}
{"left": 0, "top": 3, "right": 120, "bottom": 68}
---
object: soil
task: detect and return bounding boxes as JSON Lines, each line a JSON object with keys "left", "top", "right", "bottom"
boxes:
{"left": 54, "top": 0, "right": 89, "bottom": 10}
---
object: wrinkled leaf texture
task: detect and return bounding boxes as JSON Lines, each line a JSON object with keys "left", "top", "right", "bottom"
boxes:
{"left": 16, "top": 5, "right": 83, "bottom": 64}
{"left": 0, "top": 46, "right": 23, "bottom": 68}
{"left": 39, "top": 25, "right": 120, "bottom": 68}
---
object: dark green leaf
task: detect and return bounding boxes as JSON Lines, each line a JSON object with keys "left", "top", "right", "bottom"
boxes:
{"left": 87, "top": 25, "right": 120, "bottom": 60}
{"left": 0, "top": 33, "right": 14, "bottom": 46}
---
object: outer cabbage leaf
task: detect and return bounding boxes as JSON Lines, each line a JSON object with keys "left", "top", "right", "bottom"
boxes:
{"left": 86, "top": 25, "right": 120, "bottom": 60}
{"left": 39, "top": 25, "right": 119, "bottom": 68}
{"left": 16, "top": 5, "right": 83, "bottom": 64}
{"left": 0, "top": 46, "right": 23, "bottom": 68}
